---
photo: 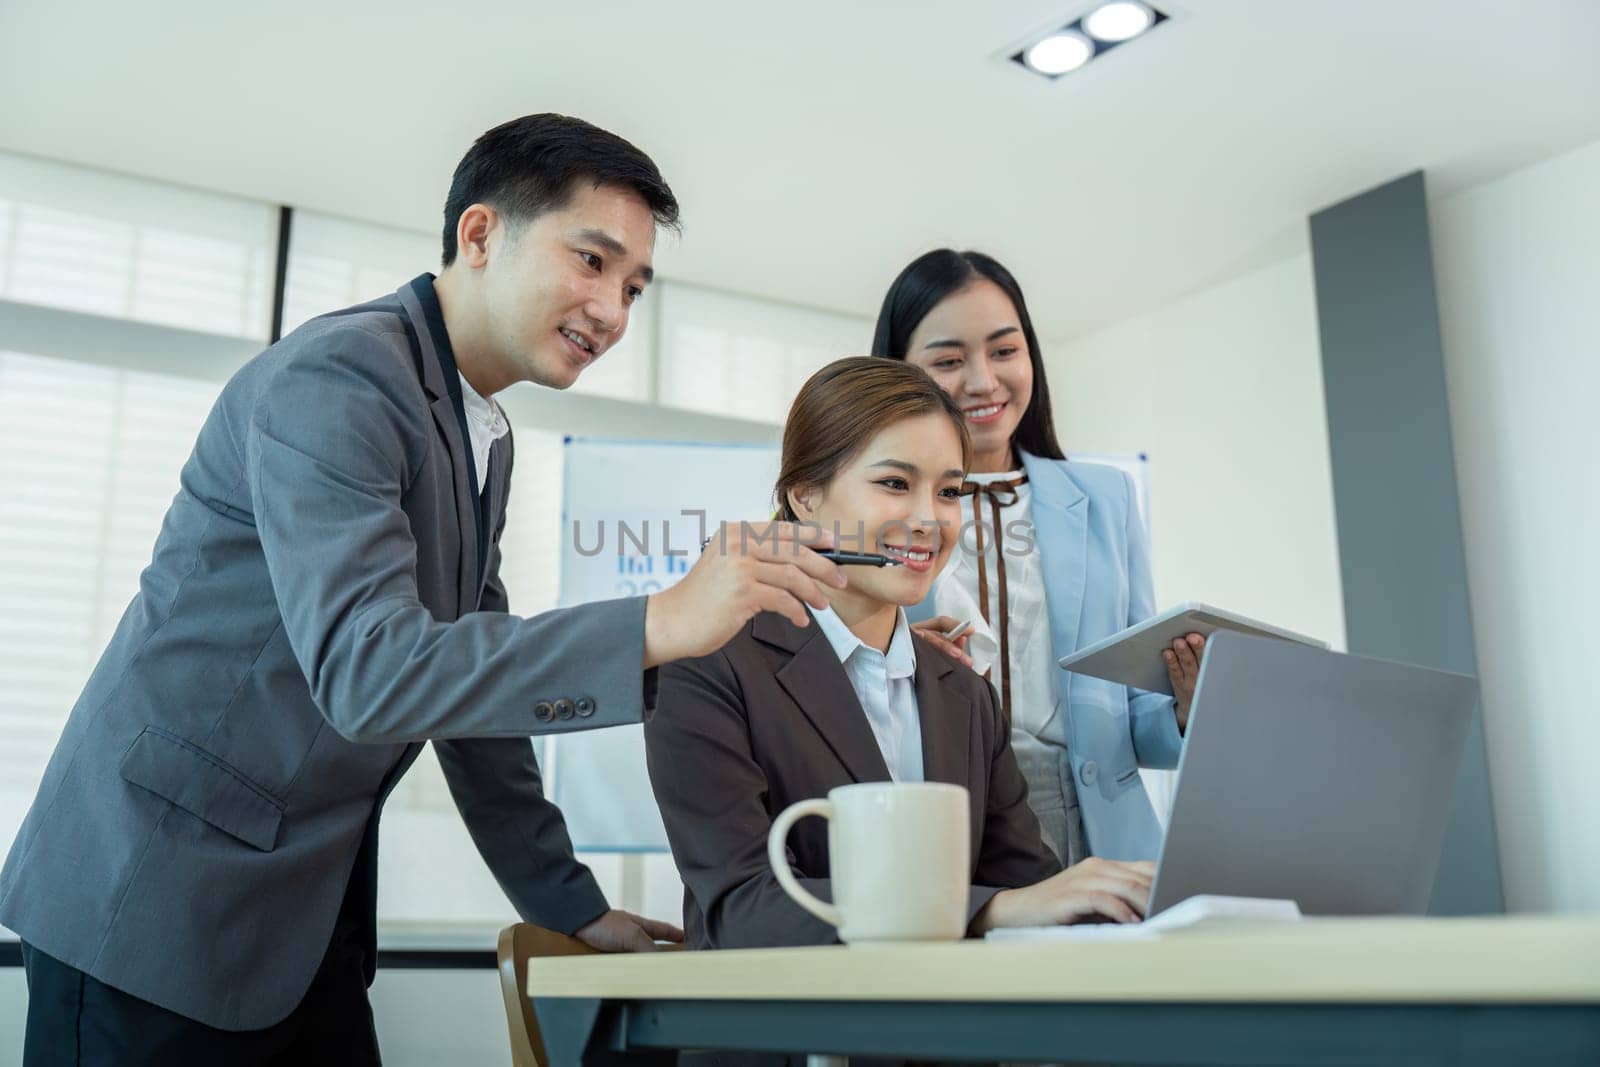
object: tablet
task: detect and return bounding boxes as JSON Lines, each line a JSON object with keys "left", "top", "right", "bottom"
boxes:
{"left": 1055, "top": 602, "right": 1327, "bottom": 695}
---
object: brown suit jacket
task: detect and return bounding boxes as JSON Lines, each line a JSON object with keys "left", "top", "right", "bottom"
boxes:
{"left": 645, "top": 610, "right": 1062, "bottom": 949}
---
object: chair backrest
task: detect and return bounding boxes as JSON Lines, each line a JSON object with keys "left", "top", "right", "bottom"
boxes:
{"left": 496, "top": 923, "right": 683, "bottom": 1067}
{"left": 497, "top": 924, "right": 596, "bottom": 1067}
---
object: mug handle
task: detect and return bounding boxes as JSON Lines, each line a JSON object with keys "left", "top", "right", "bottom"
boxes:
{"left": 767, "top": 798, "right": 843, "bottom": 929}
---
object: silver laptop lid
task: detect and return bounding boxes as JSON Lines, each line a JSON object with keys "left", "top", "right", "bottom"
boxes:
{"left": 1148, "top": 632, "right": 1478, "bottom": 916}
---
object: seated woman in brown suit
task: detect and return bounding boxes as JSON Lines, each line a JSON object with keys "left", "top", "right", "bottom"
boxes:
{"left": 645, "top": 357, "right": 1156, "bottom": 949}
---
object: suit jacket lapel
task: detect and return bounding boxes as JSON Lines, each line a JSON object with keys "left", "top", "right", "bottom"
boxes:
{"left": 1022, "top": 450, "right": 1090, "bottom": 657}
{"left": 912, "top": 643, "right": 971, "bottom": 789}
{"left": 399, "top": 279, "right": 480, "bottom": 618}
{"left": 755, "top": 613, "right": 892, "bottom": 784}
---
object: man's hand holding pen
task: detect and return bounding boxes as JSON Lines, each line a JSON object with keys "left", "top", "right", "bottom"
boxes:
{"left": 642, "top": 521, "right": 846, "bottom": 669}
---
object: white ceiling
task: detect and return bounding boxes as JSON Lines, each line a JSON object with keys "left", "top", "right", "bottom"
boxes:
{"left": 3, "top": 0, "right": 1598, "bottom": 339}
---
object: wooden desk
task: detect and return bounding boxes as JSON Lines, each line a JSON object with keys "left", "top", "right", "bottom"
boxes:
{"left": 527, "top": 916, "right": 1600, "bottom": 1065}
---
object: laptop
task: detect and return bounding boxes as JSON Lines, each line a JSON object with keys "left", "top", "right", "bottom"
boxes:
{"left": 1145, "top": 631, "right": 1478, "bottom": 917}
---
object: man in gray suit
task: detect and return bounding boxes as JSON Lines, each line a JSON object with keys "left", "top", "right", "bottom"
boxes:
{"left": 1, "top": 113, "right": 845, "bottom": 1064}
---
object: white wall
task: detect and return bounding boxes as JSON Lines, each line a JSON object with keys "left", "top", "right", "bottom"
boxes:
{"left": 1047, "top": 137, "right": 1600, "bottom": 917}
{"left": 1432, "top": 136, "right": 1600, "bottom": 914}
{"left": 1046, "top": 245, "right": 1348, "bottom": 651}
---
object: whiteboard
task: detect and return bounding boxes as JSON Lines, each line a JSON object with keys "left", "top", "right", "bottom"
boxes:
{"left": 546, "top": 438, "right": 780, "bottom": 850}
{"left": 1067, "top": 450, "right": 1152, "bottom": 540}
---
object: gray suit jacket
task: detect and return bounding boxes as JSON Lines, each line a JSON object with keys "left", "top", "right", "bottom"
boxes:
{"left": 0, "top": 275, "right": 653, "bottom": 1030}
{"left": 644, "top": 612, "right": 1060, "bottom": 950}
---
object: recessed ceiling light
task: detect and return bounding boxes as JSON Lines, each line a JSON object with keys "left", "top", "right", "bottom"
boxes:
{"left": 1007, "top": 4, "right": 1169, "bottom": 82}
{"left": 1024, "top": 31, "right": 1095, "bottom": 76}
{"left": 1082, "top": 1, "right": 1156, "bottom": 43}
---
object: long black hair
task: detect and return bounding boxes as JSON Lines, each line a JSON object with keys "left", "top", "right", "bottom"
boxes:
{"left": 870, "top": 249, "right": 1065, "bottom": 461}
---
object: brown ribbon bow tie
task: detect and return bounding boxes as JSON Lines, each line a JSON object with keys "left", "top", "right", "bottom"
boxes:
{"left": 958, "top": 473, "right": 1029, "bottom": 725}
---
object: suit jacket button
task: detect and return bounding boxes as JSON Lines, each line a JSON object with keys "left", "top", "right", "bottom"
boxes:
{"left": 1079, "top": 760, "right": 1099, "bottom": 787}
{"left": 535, "top": 701, "right": 555, "bottom": 723}
{"left": 554, "top": 698, "right": 576, "bottom": 720}
{"left": 575, "top": 697, "right": 596, "bottom": 718}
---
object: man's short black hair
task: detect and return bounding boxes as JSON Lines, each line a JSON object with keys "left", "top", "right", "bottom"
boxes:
{"left": 441, "top": 113, "right": 680, "bottom": 266}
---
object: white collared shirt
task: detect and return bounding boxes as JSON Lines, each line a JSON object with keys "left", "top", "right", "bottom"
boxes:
{"left": 932, "top": 469, "right": 1063, "bottom": 741}
{"left": 810, "top": 605, "right": 925, "bottom": 782}
{"left": 457, "top": 372, "right": 509, "bottom": 494}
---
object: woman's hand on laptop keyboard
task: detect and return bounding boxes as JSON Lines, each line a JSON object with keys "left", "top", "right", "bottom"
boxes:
{"left": 970, "top": 858, "right": 1156, "bottom": 934}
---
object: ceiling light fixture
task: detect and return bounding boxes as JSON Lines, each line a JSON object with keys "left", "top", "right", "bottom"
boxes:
{"left": 1082, "top": 1, "right": 1156, "bottom": 43}
{"left": 1008, "top": 3, "right": 1169, "bottom": 81}
{"left": 1024, "top": 31, "right": 1095, "bottom": 76}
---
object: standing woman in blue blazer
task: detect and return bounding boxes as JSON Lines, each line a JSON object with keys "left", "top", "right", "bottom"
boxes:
{"left": 874, "top": 249, "right": 1206, "bottom": 864}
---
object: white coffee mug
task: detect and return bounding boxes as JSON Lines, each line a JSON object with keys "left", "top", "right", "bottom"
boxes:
{"left": 766, "top": 781, "right": 971, "bottom": 944}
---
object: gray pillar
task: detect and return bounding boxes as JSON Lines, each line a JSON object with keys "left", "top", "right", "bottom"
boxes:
{"left": 1309, "top": 171, "right": 1504, "bottom": 914}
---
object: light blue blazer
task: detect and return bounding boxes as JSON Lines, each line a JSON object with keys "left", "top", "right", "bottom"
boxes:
{"left": 915, "top": 451, "right": 1183, "bottom": 861}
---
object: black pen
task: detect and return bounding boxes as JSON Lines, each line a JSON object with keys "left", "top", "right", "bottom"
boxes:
{"left": 815, "top": 550, "right": 903, "bottom": 568}
{"left": 699, "top": 538, "right": 904, "bottom": 567}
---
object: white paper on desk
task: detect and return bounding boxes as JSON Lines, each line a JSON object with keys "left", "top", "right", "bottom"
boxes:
{"left": 983, "top": 895, "right": 1302, "bottom": 942}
